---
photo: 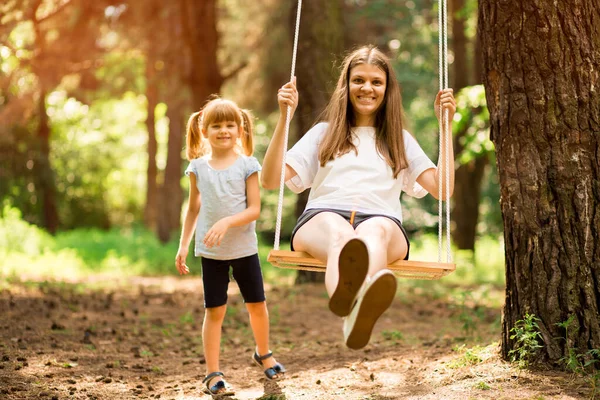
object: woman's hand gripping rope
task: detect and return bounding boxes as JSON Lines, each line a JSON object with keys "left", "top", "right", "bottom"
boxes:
{"left": 434, "top": 88, "right": 456, "bottom": 123}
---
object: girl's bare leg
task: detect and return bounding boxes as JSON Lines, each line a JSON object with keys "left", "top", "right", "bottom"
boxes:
{"left": 203, "top": 305, "right": 227, "bottom": 383}
{"left": 246, "top": 301, "right": 280, "bottom": 372}
{"left": 292, "top": 212, "right": 357, "bottom": 297}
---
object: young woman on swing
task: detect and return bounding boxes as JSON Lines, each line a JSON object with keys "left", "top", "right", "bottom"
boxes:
{"left": 262, "top": 45, "right": 456, "bottom": 350}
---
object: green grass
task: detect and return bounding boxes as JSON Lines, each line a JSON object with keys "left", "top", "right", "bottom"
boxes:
{"left": 0, "top": 208, "right": 505, "bottom": 288}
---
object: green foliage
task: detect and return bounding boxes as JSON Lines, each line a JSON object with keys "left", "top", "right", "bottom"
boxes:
{"left": 475, "top": 381, "right": 491, "bottom": 390}
{"left": 452, "top": 291, "right": 486, "bottom": 338}
{"left": 453, "top": 85, "right": 493, "bottom": 164}
{"left": 509, "top": 313, "right": 543, "bottom": 369}
{"left": 447, "top": 344, "right": 487, "bottom": 368}
{"left": 0, "top": 123, "right": 47, "bottom": 227}
{"left": 408, "top": 234, "right": 505, "bottom": 287}
{"left": 48, "top": 91, "right": 149, "bottom": 228}
{"left": 0, "top": 205, "right": 53, "bottom": 257}
{"left": 555, "top": 316, "right": 600, "bottom": 398}
{"left": 381, "top": 330, "right": 404, "bottom": 343}
{"left": 179, "top": 311, "right": 195, "bottom": 325}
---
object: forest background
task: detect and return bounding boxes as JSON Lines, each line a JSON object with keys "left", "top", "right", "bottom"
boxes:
{"left": 2, "top": 1, "right": 600, "bottom": 399}
{"left": 0, "top": 0, "right": 498, "bottom": 279}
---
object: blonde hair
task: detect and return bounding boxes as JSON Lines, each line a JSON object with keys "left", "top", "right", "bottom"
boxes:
{"left": 185, "top": 97, "right": 255, "bottom": 161}
{"left": 318, "top": 45, "right": 408, "bottom": 178}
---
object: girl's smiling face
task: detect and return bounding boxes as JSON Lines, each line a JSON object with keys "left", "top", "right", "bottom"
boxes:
{"left": 348, "top": 63, "right": 387, "bottom": 126}
{"left": 203, "top": 120, "right": 242, "bottom": 152}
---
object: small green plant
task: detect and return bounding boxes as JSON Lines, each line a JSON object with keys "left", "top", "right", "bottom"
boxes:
{"left": 179, "top": 311, "right": 195, "bottom": 325}
{"left": 555, "top": 316, "right": 600, "bottom": 398}
{"left": 270, "top": 305, "right": 280, "bottom": 325}
{"left": 256, "top": 394, "right": 286, "bottom": 400}
{"left": 508, "top": 313, "right": 543, "bottom": 368}
{"left": 475, "top": 381, "right": 490, "bottom": 390}
{"left": 452, "top": 291, "right": 486, "bottom": 338}
{"left": 151, "top": 366, "right": 163, "bottom": 374}
{"left": 140, "top": 349, "right": 154, "bottom": 358}
{"left": 447, "top": 344, "right": 485, "bottom": 368}
{"left": 381, "top": 330, "right": 404, "bottom": 342}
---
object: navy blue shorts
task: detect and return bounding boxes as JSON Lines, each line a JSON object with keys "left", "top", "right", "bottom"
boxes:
{"left": 290, "top": 208, "right": 410, "bottom": 260}
{"left": 201, "top": 253, "right": 266, "bottom": 308}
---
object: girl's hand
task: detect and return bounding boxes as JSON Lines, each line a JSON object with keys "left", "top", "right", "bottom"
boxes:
{"left": 278, "top": 77, "right": 298, "bottom": 118}
{"left": 204, "top": 218, "right": 231, "bottom": 248}
{"left": 175, "top": 248, "right": 190, "bottom": 275}
{"left": 434, "top": 88, "right": 456, "bottom": 124}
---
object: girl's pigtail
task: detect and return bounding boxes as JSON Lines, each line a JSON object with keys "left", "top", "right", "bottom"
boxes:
{"left": 239, "top": 109, "right": 255, "bottom": 156}
{"left": 185, "top": 111, "right": 203, "bottom": 160}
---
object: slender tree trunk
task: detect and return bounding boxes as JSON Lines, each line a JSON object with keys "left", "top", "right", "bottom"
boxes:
{"left": 479, "top": 0, "right": 600, "bottom": 364}
{"left": 293, "top": 0, "right": 344, "bottom": 284}
{"left": 449, "top": 0, "right": 488, "bottom": 251}
{"left": 451, "top": 0, "right": 469, "bottom": 90}
{"left": 182, "top": 0, "right": 224, "bottom": 110}
{"left": 157, "top": 99, "right": 184, "bottom": 244}
{"left": 144, "top": 60, "right": 159, "bottom": 230}
{"left": 31, "top": 2, "right": 59, "bottom": 234}
{"left": 157, "top": 4, "right": 186, "bottom": 243}
{"left": 37, "top": 88, "right": 59, "bottom": 234}
{"left": 452, "top": 155, "right": 488, "bottom": 249}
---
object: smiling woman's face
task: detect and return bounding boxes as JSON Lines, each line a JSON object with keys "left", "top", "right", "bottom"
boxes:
{"left": 348, "top": 63, "right": 387, "bottom": 126}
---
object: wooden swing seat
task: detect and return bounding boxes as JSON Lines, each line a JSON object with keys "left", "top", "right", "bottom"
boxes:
{"left": 268, "top": 249, "right": 455, "bottom": 280}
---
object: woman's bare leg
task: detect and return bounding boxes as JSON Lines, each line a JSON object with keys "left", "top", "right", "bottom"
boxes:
{"left": 292, "top": 212, "right": 357, "bottom": 297}
{"left": 342, "top": 217, "right": 406, "bottom": 349}
{"left": 354, "top": 217, "right": 408, "bottom": 276}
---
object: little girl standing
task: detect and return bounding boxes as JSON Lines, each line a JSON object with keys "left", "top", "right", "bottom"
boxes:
{"left": 175, "top": 98, "right": 285, "bottom": 397}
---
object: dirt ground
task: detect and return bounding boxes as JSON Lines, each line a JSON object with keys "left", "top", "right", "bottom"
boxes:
{"left": 0, "top": 275, "right": 594, "bottom": 400}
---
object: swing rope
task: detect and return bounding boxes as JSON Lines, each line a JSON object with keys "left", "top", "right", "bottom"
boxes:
{"left": 273, "top": 0, "right": 303, "bottom": 251}
{"left": 269, "top": 0, "right": 454, "bottom": 278}
{"left": 438, "top": 0, "right": 451, "bottom": 263}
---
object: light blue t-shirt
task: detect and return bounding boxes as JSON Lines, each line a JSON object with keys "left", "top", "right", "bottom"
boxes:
{"left": 185, "top": 155, "right": 261, "bottom": 260}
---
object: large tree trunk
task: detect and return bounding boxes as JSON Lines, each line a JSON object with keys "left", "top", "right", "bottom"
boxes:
{"left": 293, "top": 0, "right": 344, "bottom": 284}
{"left": 479, "top": 1, "right": 600, "bottom": 364}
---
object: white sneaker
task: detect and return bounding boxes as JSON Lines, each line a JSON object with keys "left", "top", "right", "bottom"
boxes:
{"left": 343, "top": 269, "right": 397, "bottom": 350}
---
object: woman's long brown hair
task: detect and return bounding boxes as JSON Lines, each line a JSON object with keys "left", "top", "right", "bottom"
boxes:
{"left": 318, "top": 45, "right": 408, "bottom": 178}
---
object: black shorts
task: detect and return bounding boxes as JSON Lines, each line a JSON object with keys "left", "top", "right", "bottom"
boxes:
{"left": 201, "top": 253, "right": 266, "bottom": 308}
{"left": 290, "top": 208, "right": 410, "bottom": 260}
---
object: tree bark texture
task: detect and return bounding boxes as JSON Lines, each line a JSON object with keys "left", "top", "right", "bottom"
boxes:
{"left": 479, "top": 0, "right": 600, "bottom": 364}
{"left": 293, "top": 0, "right": 344, "bottom": 284}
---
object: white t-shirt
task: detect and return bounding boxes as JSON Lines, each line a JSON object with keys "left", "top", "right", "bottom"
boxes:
{"left": 285, "top": 122, "right": 436, "bottom": 222}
